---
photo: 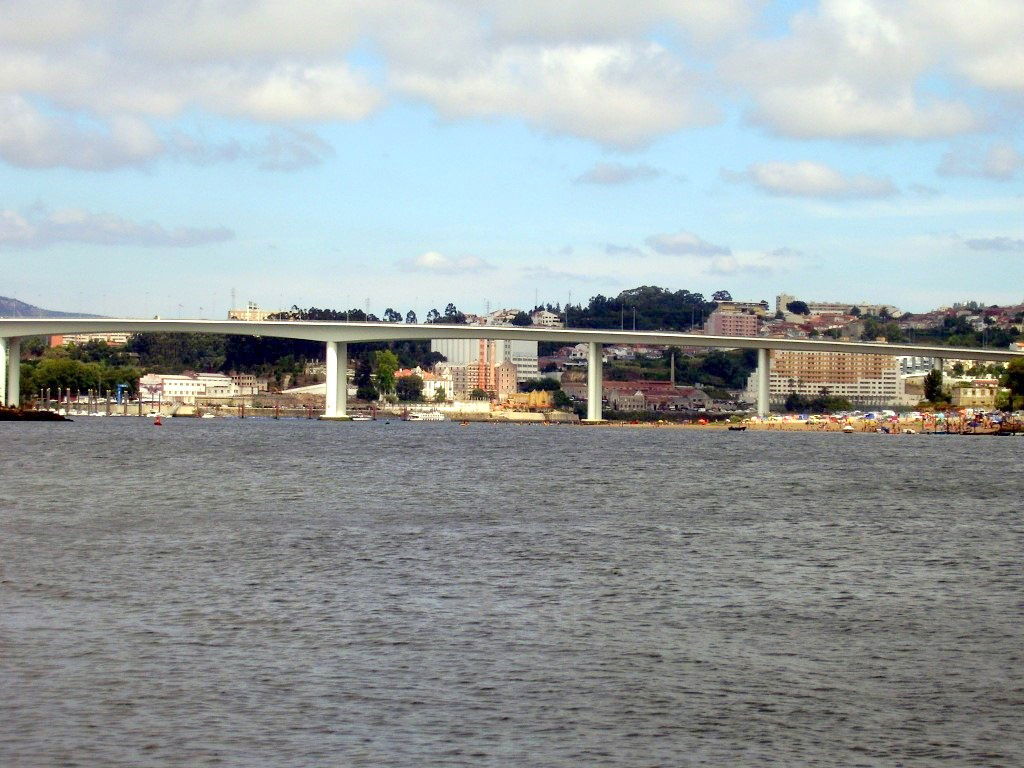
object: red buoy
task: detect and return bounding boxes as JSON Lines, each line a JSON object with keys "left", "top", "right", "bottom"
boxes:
{"left": 154, "top": 415, "right": 162, "bottom": 426}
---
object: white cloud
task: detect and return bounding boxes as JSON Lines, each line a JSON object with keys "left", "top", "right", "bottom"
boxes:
{"left": 727, "top": 161, "right": 897, "bottom": 199}
{"left": 0, "top": 96, "right": 162, "bottom": 170}
{"left": 169, "top": 128, "right": 334, "bottom": 171}
{"left": 399, "top": 251, "right": 493, "bottom": 274}
{"left": 911, "top": 0, "right": 1024, "bottom": 93}
{"left": 722, "top": 0, "right": 980, "bottom": 140}
{"left": 964, "top": 236, "right": 1024, "bottom": 252}
{"left": 605, "top": 244, "right": 645, "bottom": 257}
{"left": 0, "top": 0, "right": 1019, "bottom": 163}
{"left": 646, "top": 231, "right": 730, "bottom": 257}
{"left": 0, "top": 206, "right": 233, "bottom": 249}
{"left": 472, "top": 0, "right": 760, "bottom": 46}
{"left": 938, "top": 142, "right": 1024, "bottom": 180}
{"left": 392, "top": 42, "right": 712, "bottom": 149}
{"left": 576, "top": 162, "right": 662, "bottom": 185}
{"left": 210, "top": 64, "right": 382, "bottom": 122}
{"left": 703, "top": 251, "right": 785, "bottom": 277}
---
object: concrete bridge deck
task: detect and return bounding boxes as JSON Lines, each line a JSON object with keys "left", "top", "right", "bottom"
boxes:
{"left": 3, "top": 318, "right": 1022, "bottom": 419}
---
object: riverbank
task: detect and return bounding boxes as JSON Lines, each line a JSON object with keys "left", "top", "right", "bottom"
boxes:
{"left": 0, "top": 407, "right": 70, "bottom": 422}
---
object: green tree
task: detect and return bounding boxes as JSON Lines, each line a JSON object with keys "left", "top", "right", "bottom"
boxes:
{"left": 356, "top": 383, "right": 379, "bottom": 401}
{"left": 373, "top": 349, "right": 400, "bottom": 394}
{"left": 552, "top": 389, "right": 572, "bottom": 408}
{"left": 510, "top": 311, "right": 532, "bottom": 326}
{"left": 470, "top": 388, "right": 489, "bottom": 400}
{"left": 443, "top": 303, "right": 467, "bottom": 323}
{"left": 849, "top": 306, "right": 861, "bottom": 316}
{"left": 433, "top": 387, "right": 446, "bottom": 403}
{"left": 405, "top": 310, "right": 417, "bottom": 324}
{"left": 383, "top": 308, "right": 402, "bottom": 323}
{"left": 784, "top": 393, "right": 808, "bottom": 412}
{"left": 396, "top": 375, "right": 424, "bottom": 401}
{"left": 785, "top": 300, "right": 810, "bottom": 315}
{"left": 924, "top": 369, "right": 945, "bottom": 403}
{"left": 1002, "top": 358, "right": 1024, "bottom": 409}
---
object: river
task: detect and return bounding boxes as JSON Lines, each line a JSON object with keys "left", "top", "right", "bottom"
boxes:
{"left": 1, "top": 419, "right": 1022, "bottom": 766}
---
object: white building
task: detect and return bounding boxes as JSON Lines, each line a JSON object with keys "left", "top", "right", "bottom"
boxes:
{"left": 395, "top": 366, "right": 454, "bottom": 401}
{"left": 138, "top": 373, "right": 239, "bottom": 403}
{"left": 530, "top": 310, "right": 564, "bottom": 328}
{"left": 227, "top": 302, "right": 280, "bottom": 321}
{"left": 51, "top": 332, "right": 132, "bottom": 347}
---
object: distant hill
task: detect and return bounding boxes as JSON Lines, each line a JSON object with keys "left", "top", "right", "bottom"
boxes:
{"left": 0, "top": 296, "right": 103, "bottom": 319}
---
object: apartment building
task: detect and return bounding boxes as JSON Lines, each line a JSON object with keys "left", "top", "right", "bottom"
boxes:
{"left": 760, "top": 349, "right": 903, "bottom": 406}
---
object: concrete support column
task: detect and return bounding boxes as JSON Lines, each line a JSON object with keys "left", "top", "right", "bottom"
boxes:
{"left": 0, "top": 337, "right": 7, "bottom": 406}
{"left": 933, "top": 357, "right": 945, "bottom": 372}
{"left": 585, "top": 341, "right": 603, "bottom": 422}
{"left": 4, "top": 337, "right": 21, "bottom": 407}
{"left": 322, "top": 341, "right": 350, "bottom": 420}
{"left": 756, "top": 347, "right": 770, "bottom": 418}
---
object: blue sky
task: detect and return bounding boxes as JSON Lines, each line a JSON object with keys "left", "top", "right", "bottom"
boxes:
{"left": 0, "top": 0, "right": 1021, "bottom": 318}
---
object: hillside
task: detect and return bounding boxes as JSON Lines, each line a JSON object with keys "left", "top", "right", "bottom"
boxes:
{"left": 0, "top": 296, "right": 102, "bottom": 319}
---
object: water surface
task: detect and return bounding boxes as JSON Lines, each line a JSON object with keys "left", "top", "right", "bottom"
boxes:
{"left": 2, "top": 419, "right": 1022, "bottom": 766}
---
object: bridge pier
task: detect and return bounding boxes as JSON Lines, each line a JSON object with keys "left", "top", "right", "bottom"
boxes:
{"left": 2, "top": 337, "right": 20, "bottom": 407}
{"left": 584, "top": 341, "right": 603, "bottom": 422}
{"left": 321, "top": 341, "right": 351, "bottom": 420}
{"left": 756, "top": 348, "right": 770, "bottom": 418}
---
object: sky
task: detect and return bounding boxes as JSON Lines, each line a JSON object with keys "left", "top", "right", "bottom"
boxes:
{"left": 0, "top": 0, "right": 1021, "bottom": 319}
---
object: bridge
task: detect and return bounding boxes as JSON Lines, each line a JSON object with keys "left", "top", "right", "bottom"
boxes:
{"left": 2, "top": 318, "right": 1022, "bottom": 419}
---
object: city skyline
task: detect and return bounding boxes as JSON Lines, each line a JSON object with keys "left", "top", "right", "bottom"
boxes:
{"left": 1, "top": 0, "right": 1022, "bottom": 318}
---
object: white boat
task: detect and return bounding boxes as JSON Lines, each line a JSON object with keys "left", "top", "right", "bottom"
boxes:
{"left": 201, "top": 413, "right": 216, "bottom": 419}
{"left": 350, "top": 414, "right": 373, "bottom": 421}
{"left": 407, "top": 410, "right": 445, "bottom": 421}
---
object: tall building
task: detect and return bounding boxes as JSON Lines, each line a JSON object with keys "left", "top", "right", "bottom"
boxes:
{"left": 704, "top": 310, "right": 758, "bottom": 337}
{"left": 755, "top": 350, "right": 903, "bottom": 406}
{"left": 431, "top": 337, "right": 540, "bottom": 383}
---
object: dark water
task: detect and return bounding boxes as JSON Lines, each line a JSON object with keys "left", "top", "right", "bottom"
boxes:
{"left": 1, "top": 419, "right": 1022, "bottom": 767}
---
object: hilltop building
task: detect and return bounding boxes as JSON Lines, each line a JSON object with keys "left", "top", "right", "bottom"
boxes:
{"left": 704, "top": 309, "right": 759, "bottom": 337}
{"left": 530, "top": 309, "right": 564, "bottom": 328}
{"left": 228, "top": 302, "right": 279, "bottom": 321}
{"left": 776, "top": 293, "right": 900, "bottom": 318}
{"left": 50, "top": 332, "right": 132, "bottom": 347}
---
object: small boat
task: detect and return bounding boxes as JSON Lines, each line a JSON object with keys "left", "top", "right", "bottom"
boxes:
{"left": 842, "top": 424, "right": 855, "bottom": 433}
{"left": 350, "top": 414, "right": 373, "bottom": 421}
{"left": 153, "top": 415, "right": 163, "bottom": 426}
{"left": 201, "top": 413, "right": 216, "bottom": 419}
{"left": 407, "top": 410, "right": 445, "bottom": 421}
{"left": 727, "top": 425, "right": 747, "bottom": 431}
